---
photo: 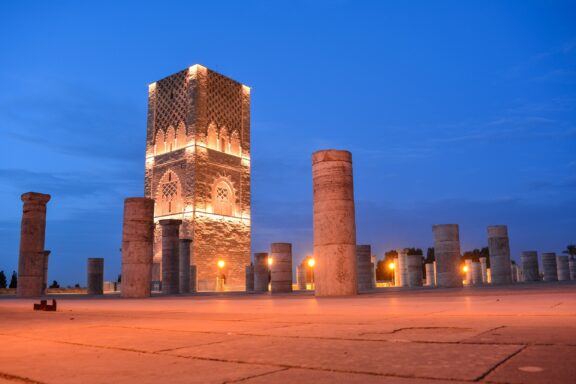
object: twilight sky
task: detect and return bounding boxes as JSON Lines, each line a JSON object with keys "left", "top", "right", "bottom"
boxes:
{"left": 1, "top": 1, "right": 575, "bottom": 285}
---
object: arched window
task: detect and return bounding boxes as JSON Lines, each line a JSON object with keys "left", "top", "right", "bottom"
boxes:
{"left": 176, "top": 122, "right": 187, "bottom": 149}
{"left": 155, "top": 129, "right": 165, "bottom": 155}
{"left": 219, "top": 129, "right": 229, "bottom": 153}
{"left": 230, "top": 130, "right": 241, "bottom": 156}
{"left": 212, "top": 180, "right": 234, "bottom": 216}
{"left": 207, "top": 123, "right": 218, "bottom": 149}
{"left": 165, "top": 126, "right": 175, "bottom": 152}
{"left": 156, "top": 170, "right": 182, "bottom": 216}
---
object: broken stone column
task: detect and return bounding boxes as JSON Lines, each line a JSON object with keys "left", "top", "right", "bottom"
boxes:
{"left": 42, "top": 250, "right": 50, "bottom": 294}
{"left": 356, "top": 245, "right": 373, "bottom": 291}
{"left": 511, "top": 263, "right": 518, "bottom": 282}
{"left": 479, "top": 257, "right": 488, "bottom": 284}
{"left": 487, "top": 225, "right": 512, "bottom": 285}
{"left": 425, "top": 263, "right": 435, "bottom": 287}
{"left": 569, "top": 257, "right": 576, "bottom": 281}
{"left": 312, "top": 150, "right": 357, "bottom": 296}
{"left": 464, "top": 259, "right": 472, "bottom": 285}
{"left": 190, "top": 265, "right": 197, "bottom": 292}
{"left": 160, "top": 219, "right": 182, "bottom": 294}
{"left": 253, "top": 253, "right": 269, "bottom": 292}
{"left": 270, "top": 243, "right": 293, "bottom": 293}
{"left": 121, "top": 197, "right": 155, "bottom": 298}
{"left": 17, "top": 192, "right": 51, "bottom": 297}
{"left": 432, "top": 224, "right": 462, "bottom": 288}
{"left": 521, "top": 251, "right": 539, "bottom": 282}
{"left": 557, "top": 255, "right": 570, "bottom": 281}
{"left": 296, "top": 264, "right": 307, "bottom": 290}
{"left": 471, "top": 261, "right": 482, "bottom": 285}
{"left": 542, "top": 252, "right": 558, "bottom": 282}
{"left": 245, "top": 263, "right": 254, "bottom": 292}
{"left": 397, "top": 250, "right": 408, "bottom": 287}
{"left": 87, "top": 258, "right": 104, "bottom": 295}
{"left": 179, "top": 239, "right": 192, "bottom": 294}
{"left": 406, "top": 254, "right": 423, "bottom": 287}
{"left": 371, "top": 260, "right": 376, "bottom": 288}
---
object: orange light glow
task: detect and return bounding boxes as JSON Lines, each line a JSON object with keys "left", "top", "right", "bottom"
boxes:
{"left": 307, "top": 258, "right": 315, "bottom": 268}
{"left": 389, "top": 262, "right": 395, "bottom": 270}
{"left": 267, "top": 257, "right": 273, "bottom": 266}
{"left": 463, "top": 265, "right": 469, "bottom": 273}
{"left": 217, "top": 260, "right": 225, "bottom": 269}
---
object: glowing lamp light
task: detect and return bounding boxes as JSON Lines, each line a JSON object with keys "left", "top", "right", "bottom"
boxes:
{"left": 463, "top": 265, "right": 469, "bottom": 273}
{"left": 389, "top": 262, "right": 395, "bottom": 270}
{"left": 307, "top": 258, "right": 315, "bottom": 268}
{"left": 267, "top": 257, "right": 273, "bottom": 266}
{"left": 217, "top": 260, "right": 225, "bottom": 269}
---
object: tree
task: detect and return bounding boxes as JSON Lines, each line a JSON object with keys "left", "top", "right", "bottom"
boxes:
{"left": 563, "top": 245, "right": 576, "bottom": 258}
{"left": 117, "top": 274, "right": 122, "bottom": 283}
{"left": 425, "top": 248, "right": 435, "bottom": 264}
{"left": 376, "top": 250, "right": 398, "bottom": 281}
{"left": 404, "top": 248, "right": 423, "bottom": 256}
{"left": 462, "top": 247, "right": 490, "bottom": 267}
{"left": 0, "top": 270, "right": 6, "bottom": 289}
{"left": 49, "top": 280, "right": 60, "bottom": 289}
{"left": 9, "top": 271, "right": 17, "bottom": 289}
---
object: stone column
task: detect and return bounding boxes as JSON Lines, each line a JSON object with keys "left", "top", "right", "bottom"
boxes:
{"left": 480, "top": 257, "right": 488, "bottom": 284}
{"left": 159, "top": 219, "right": 182, "bottom": 294}
{"left": 87, "top": 258, "right": 104, "bottom": 295}
{"left": 432, "top": 224, "right": 462, "bottom": 288}
{"left": 17, "top": 192, "right": 51, "bottom": 297}
{"left": 245, "top": 263, "right": 254, "bottom": 292}
{"left": 371, "top": 260, "right": 376, "bottom": 288}
{"left": 542, "top": 252, "right": 558, "bottom": 282}
{"left": 42, "top": 250, "right": 51, "bottom": 294}
{"left": 190, "top": 265, "right": 197, "bottom": 292}
{"left": 296, "top": 264, "right": 307, "bottom": 290}
{"left": 521, "top": 251, "right": 539, "bottom": 282}
{"left": 270, "top": 243, "right": 293, "bottom": 293}
{"left": 511, "top": 264, "right": 518, "bottom": 283}
{"left": 464, "top": 259, "right": 472, "bottom": 285}
{"left": 556, "top": 255, "right": 570, "bottom": 281}
{"left": 397, "top": 250, "right": 408, "bottom": 287}
{"left": 253, "top": 253, "right": 269, "bottom": 292}
{"left": 569, "top": 257, "right": 576, "bottom": 281}
{"left": 406, "top": 254, "right": 423, "bottom": 287}
{"left": 312, "top": 150, "right": 357, "bottom": 296}
{"left": 425, "top": 263, "right": 435, "bottom": 287}
{"left": 121, "top": 198, "right": 155, "bottom": 298}
{"left": 393, "top": 258, "right": 400, "bottom": 287}
{"left": 356, "top": 245, "right": 373, "bottom": 291}
{"left": 471, "top": 261, "right": 482, "bottom": 285}
{"left": 487, "top": 225, "right": 512, "bottom": 285}
{"left": 179, "top": 239, "right": 192, "bottom": 294}
{"left": 433, "top": 261, "right": 437, "bottom": 286}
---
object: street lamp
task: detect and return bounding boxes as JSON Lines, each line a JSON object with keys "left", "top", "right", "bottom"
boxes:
{"left": 307, "top": 258, "right": 315, "bottom": 268}
{"left": 217, "top": 260, "right": 225, "bottom": 269}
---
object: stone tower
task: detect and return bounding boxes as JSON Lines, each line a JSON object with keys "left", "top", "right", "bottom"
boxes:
{"left": 144, "top": 65, "right": 251, "bottom": 291}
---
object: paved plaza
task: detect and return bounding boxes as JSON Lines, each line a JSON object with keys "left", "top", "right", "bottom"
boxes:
{"left": 1, "top": 284, "right": 575, "bottom": 383}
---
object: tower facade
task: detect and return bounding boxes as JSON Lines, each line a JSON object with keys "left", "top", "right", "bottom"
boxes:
{"left": 144, "top": 65, "right": 251, "bottom": 291}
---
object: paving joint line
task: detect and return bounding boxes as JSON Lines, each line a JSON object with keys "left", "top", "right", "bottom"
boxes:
{"left": 0, "top": 372, "right": 46, "bottom": 384}
{"left": 472, "top": 345, "right": 528, "bottom": 382}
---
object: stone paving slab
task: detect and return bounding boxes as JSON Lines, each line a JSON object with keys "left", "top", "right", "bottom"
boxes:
{"left": 485, "top": 345, "right": 576, "bottom": 384}
{"left": 464, "top": 325, "right": 576, "bottom": 346}
{"left": 166, "top": 334, "right": 522, "bottom": 381}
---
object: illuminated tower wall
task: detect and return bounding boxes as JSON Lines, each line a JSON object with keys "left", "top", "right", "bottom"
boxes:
{"left": 144, "top": 65, "right": 251, "bottom": 291}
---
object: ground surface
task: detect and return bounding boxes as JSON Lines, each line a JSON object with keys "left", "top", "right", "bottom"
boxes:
{"left": 1, "top": 283, "right": 575, "bottom": 384}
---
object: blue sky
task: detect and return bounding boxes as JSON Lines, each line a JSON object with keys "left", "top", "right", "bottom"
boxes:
{"left": 0, "top": 1, "right": 574, "bottom": 285}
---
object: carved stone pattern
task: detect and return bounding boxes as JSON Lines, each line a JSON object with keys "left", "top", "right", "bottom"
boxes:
{"left": 154, "top": 70, "right": 188, "bottom": 135}
{"left": 207, "top": 71, "right": 243, "bottom": 133}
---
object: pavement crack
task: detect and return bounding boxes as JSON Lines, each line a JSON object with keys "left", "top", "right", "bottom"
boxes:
{"left": 0, "top": 372, "right": 45, "bottom": 384}
{"left": 223, "top": 367, "right": 290, "bottom": 383}
{"left": 473, "top": 345, "right": 528, "bottom": 382}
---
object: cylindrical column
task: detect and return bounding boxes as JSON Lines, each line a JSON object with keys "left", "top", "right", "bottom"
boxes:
{"left": 160, "top": 219, "right": 182, "bottom": 294}
{"left": 406, "top": 254, "right": 423, "bottom": 287}
{"left": 356, "top": 245, "right": 372, "bottom": 291}
{"left": 270, "top": 243, "right": 293, "bottom": 293}
{"left": 296, "top": 264, "right": 307, "bottom": 290}
{"left": 479, "top": 257, "right": 488, "bottom": 284}
{"left": 121, "top": 198, "right": 155, "bottom": 298}
{"left": 190, "top": 265, "right": 197, "bottom": 292}
{"left": 312, "top": 150, "right": 357, "bottom": 296}
{"left": 43, "top": 250, "right": 51, "bottom": 294}
{"left": 521, "top": 251, "right": 539, "bottom": 282}
{"left": 17, "top": 192, "right": 51, "bottom": 297}
{"left": 87, "top": 258, "right": 104, "bottom": 295}
{"left": 179, "top": 239, "right": 192, "bottom": 293}
{"left": 432, "top": 224, "right": 462, "bottom": 288}
{"left": 542, "top": 252, "right": 558, "bottom": 281}
{"left": 511, "top": 264, "right": 518, "bottom": 282}
{"left": 245, "top": 264, "right": 254, "bottom": 291}
{"left": 371, "top": 261, "right": 376, "bottom": 288}
{"left": 487, "top": 225, "right": 512, "bottom": 285}
{"left": 471, "top": 261, "right": 482, "bottom": 285}
{"left": 569, "top": 258, "right": 576, "bottom": 281}
{"left": 464, "top": 259, "right": 472, "bottom": 285}
{"left": 253, "top": 253, "right": 269, "bottom": 292}
{"left": 557, "top": 255, "right": 570, "bottom": 281}
{"left": 425, "top": 263, "right": 435, "bottom": 287}
{"left": 397, "top": 251, "right": 408, "bottom": 287}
